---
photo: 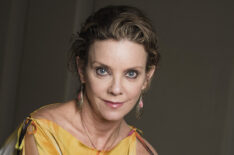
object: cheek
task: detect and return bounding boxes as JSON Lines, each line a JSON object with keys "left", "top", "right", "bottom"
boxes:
{"left": 85, "top": 69, "right": 146, "bottom": 100}
{"left": 88, "top": 81, "right": 106, "bottom": 95}
{"left": 124, "top": 79, "right": 145, "bottom": 100}
{"left": 85, "top": 73, "right": 107, "bottom": 96}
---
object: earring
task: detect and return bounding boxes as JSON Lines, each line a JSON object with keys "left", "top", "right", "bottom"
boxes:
{"left": 136, "top": 95, "right": 144, "bottom": 119}
{"left": 77, "top": 84, "right": 84, "bottom": 107}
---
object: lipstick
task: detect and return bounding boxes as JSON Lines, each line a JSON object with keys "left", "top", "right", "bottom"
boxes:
{"left": 104, "top": 100, "right": 124, "bottom": 108}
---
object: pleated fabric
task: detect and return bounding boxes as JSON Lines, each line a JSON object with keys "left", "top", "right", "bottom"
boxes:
{"left": 15, "top": 118, "right": 137, "bottom": 155}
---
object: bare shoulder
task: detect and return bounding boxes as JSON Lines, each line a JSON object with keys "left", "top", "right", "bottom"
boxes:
{"left": 136, "top": 135, "right": 158, "bottom": 155}
{"left": 23, "top": 100, "right": 78, "bottom": 154}
{"left": 30, "top": 103, "right": 61, "bottom": 120}
{"left": 30, "top": 100, "right": 78, "bottom": 123}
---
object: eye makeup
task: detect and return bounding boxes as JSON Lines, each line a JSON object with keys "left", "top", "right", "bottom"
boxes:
{"left": 95, "top": 66, "right": 110, "bottom": 76}
{"left": 91, "top": 61, "right": 143, "bottom": 79}
{"left": 125, "top": 70, "right": 139, "bottom": 79}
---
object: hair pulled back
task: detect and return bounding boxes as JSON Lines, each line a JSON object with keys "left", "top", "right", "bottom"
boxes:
{"left": 68, "top": 5, "right": 160, "bottom": 73}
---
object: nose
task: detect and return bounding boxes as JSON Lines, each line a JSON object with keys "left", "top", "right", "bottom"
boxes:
{"left": 108, "top": 77, "right": 123, "bottom": 96}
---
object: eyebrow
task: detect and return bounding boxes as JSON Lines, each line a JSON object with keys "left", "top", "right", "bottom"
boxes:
{"left": 91, "top": 61, "right": 109, "bottom": 68}
{"left": 91, "top": 61, "right": 145, "bottom": 70}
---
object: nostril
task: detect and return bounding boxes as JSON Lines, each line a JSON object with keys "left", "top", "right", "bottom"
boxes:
{"left": 108, "top": 80, "right": 122, "bottom": 96}
{"left": 108, "top": 88, "right": 122, "bottom": 96}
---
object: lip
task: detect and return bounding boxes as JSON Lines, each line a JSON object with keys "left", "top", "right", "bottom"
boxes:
{"left": 103, "top": 100, "right": 124, "bottom": 108}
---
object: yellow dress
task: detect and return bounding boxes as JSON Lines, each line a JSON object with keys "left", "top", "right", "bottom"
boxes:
{"left": 15, "top": 117, "right": 137, "bottom": 155}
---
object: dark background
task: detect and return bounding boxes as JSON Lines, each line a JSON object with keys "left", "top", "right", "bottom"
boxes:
{"left": 0, "top": 0, "right": 234, "bottom": 155}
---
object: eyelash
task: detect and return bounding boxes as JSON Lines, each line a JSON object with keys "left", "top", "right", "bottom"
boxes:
{"left": 95, "top": 67, "right": 139, "bottom": 79}
{"left": 96, "top": 67, "right": 109, "bottom": 76}
{"left": 125, "top": 70, "right": 138, "bottom": 79}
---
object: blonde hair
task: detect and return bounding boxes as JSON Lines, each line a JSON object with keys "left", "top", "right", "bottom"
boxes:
{"left": 68, "top": 5, "right": 160, "bottom": 73}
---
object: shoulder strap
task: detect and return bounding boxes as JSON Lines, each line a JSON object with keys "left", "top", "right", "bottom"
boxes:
{"left": 16, "top": 117, "right": 32, "bottom": 155}
{"left": 135, "top": 132, "right": 154, "bottom": 155}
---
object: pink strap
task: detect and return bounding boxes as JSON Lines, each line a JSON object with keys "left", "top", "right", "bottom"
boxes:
{"left": 127, "top": 129, "right": 135, "bottom": 136}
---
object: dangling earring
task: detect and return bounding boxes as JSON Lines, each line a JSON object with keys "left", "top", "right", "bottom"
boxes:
{"left": 136, "top": 95, "right": 144, "bottom": 119}
{"left": 77, "top": 84, "right": 84, "bottom": 107}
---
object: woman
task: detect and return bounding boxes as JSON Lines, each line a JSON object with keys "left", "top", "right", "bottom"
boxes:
{"left": 1, "top": 5, "right": 160, "bottom": 155}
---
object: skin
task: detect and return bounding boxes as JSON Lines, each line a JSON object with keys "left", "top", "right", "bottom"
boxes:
{"left": 80, "top": 39, "right": 150, "bottom": 121}
{"left": 24, "top": 39, "right": 157, "bottom": 154}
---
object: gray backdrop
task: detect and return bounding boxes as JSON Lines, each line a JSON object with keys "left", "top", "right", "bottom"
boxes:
{"left": 0, "top": 0, "right": 234, "bottom": 155}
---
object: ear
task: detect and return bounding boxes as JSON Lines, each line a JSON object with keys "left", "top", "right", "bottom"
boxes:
{"left": 76, "top": 56, "right": 85, "bottom": 83}
{"left": 142, "top": 66, "right": 156, "bottom": 90}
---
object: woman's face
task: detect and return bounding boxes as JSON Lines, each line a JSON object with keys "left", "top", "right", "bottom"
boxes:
{"left": 79, "top": 39, "right": 155, "bottom": 121}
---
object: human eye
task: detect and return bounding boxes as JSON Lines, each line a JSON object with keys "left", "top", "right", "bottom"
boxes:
{"left": 125, "top": 70, "right": 138, "bottom": 79}
{"left": 96, "top": 67, "right": 109, "bottom": 76}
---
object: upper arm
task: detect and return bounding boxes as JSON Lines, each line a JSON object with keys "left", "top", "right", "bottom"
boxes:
{"left": 24, "top": 124, "right": 39, "bottom": 155}
{"left": 136, "top": 136, "right": 158, "bottom": 155}
{"left": 141, "top": 138, "right": 158, "bottom": 155}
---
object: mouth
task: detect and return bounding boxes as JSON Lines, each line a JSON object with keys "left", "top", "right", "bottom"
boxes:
{"left": 103, "top": 100, "right": 124, "bottom": 108}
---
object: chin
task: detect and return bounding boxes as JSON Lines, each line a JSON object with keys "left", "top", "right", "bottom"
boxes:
{"left": 101, "top": 111, "right": 126, "bottom": 122}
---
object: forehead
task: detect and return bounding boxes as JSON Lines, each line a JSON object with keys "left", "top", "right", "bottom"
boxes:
{"left": 88, "top": 39, "right": 147, "bottom": 68}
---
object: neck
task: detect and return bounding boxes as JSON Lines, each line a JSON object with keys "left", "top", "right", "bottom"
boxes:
{"left": 79, "top": 97, "right": 123, "bottom": 151}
